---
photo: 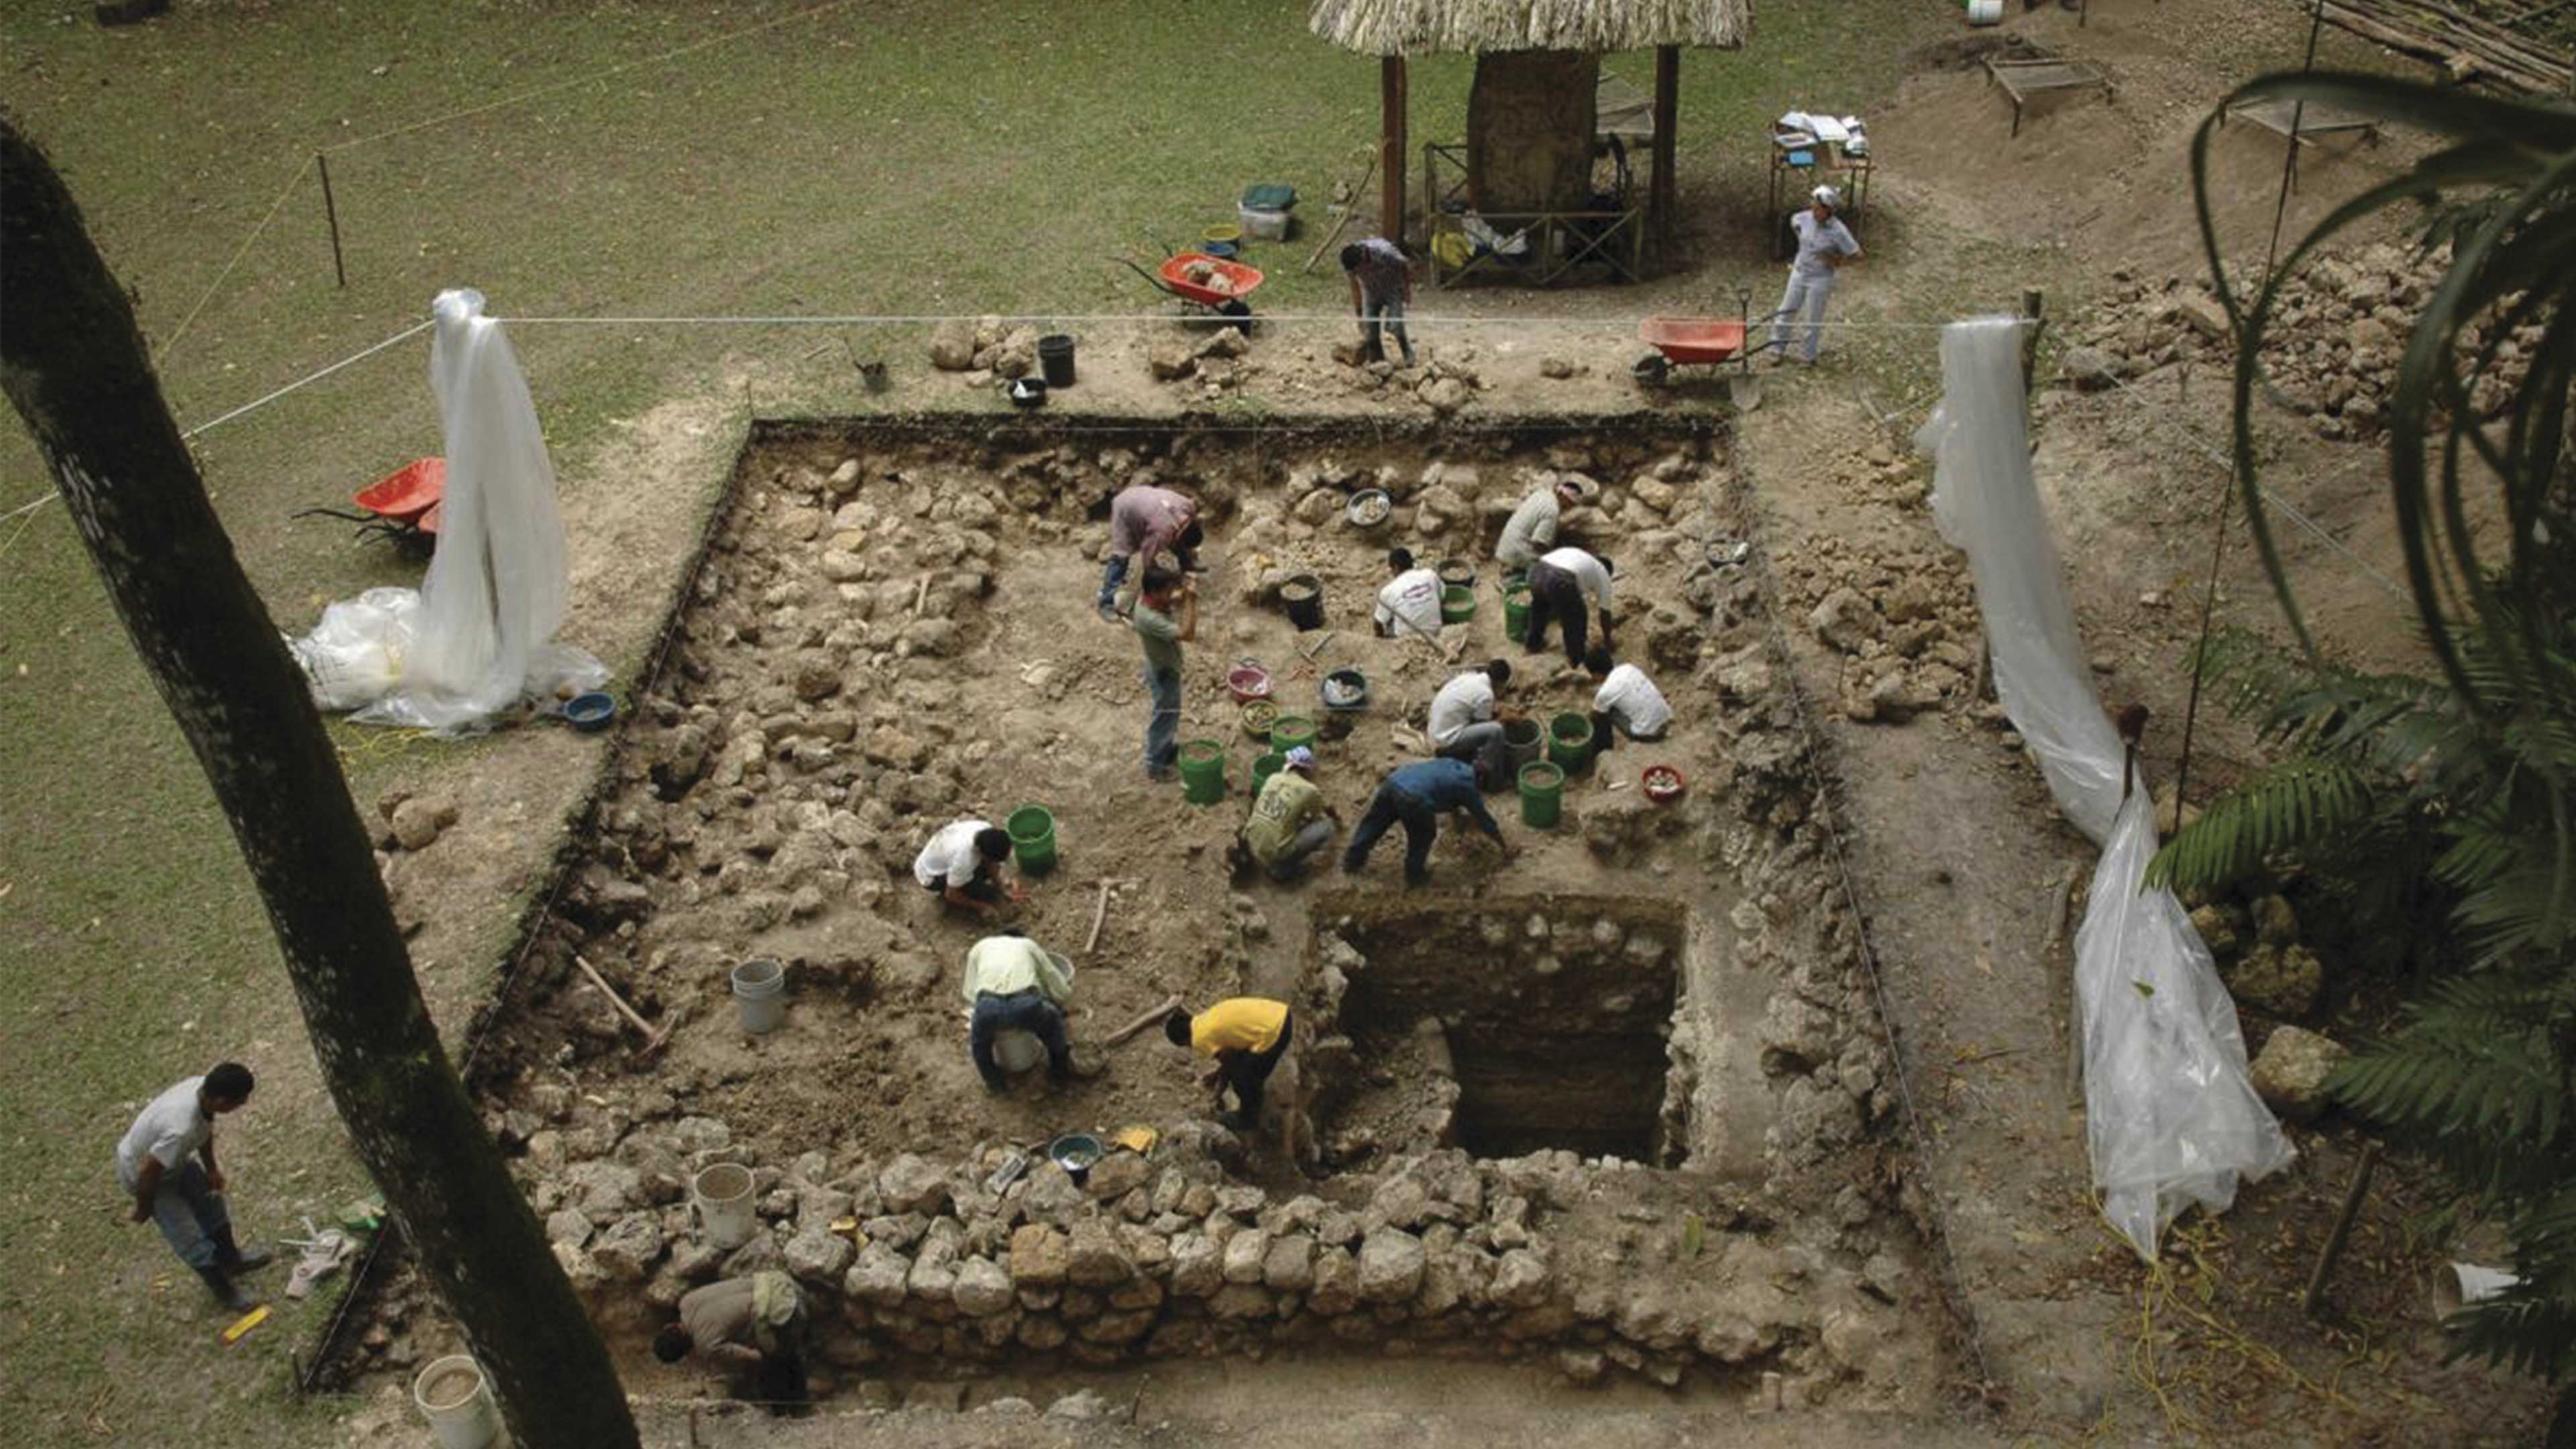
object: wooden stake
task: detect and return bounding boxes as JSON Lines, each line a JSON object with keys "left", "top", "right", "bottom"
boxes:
{"left": 573, "top": 953, "right": 672, "bottom": 1057}
{"left": 1302, "top": 154, "right": 1376, "bottom": 275}
{"left": 1086, "top": 879, "right": 1114, "bottom": 954}
{"left": 2019, "top": 288, "right": 2045, "bottom": 394}
{"left": 316, "top": 152, "right": 346, "bottom": 289}
{"left": 2304, "top": 1144, "right": 2381, "bottom": 1317}
{"left": 1108, "top": 994, "right": 1185, "bottom": 1046}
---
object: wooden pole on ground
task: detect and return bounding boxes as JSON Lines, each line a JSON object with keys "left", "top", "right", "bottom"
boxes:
{"left": 1380, "top": 56, "right": 1409, "bottom": 246}
{"left": 2304, "top": 1144, "right": 2381, "bottom": 1317}
{"left": 1108, "top": 994, "right": 1185, "bottom": 1046}
{"left": 315, "top": 152, "right": 346, "bottom": 288}
{"left": 572, "top": 954, "right": 672, "bottom": 1057}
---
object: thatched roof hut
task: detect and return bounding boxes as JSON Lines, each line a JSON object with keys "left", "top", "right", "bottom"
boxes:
{"left": 1309, "top": 0, "right": 1751, "bottom": 258}
{"left": 1309, "top": 0, "right": 1748, "bottom": 56}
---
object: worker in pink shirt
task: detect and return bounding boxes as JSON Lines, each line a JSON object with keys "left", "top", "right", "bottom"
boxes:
{"left": 1098, "top": 484, "right": 1203, "bottom": 622}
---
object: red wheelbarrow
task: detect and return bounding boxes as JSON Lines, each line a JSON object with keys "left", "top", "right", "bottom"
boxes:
{"left": 1631, "top": 316, "right": 1751, "bottom": 386}
{"left": 1119, "top": 251, "right": 1263, "bottom": 334}
{"left": 297, "top": 456, "right": 445, "bottom": 556}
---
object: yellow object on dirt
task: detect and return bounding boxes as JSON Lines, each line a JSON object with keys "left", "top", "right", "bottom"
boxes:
{"left": 221, "top": 1305, "right": 270, "bottom": 1344}
{"left": 1113, "top": 1124, "right": 1160, "bottom": 1155}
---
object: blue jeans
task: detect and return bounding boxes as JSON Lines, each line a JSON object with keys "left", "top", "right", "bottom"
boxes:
{"left": 1144, "top": 665, "right": 1181, "bottom": 774}
{"left": 1342, "top": 782, "right": 1439, "bottom": 883}
{"left": 1362, "top": 292, "right": 1415, "bottom": 364}
{"left": 971, "top": 990, "right": 1071, "bottom": 1088}
{"left": 1097, "top": 554, "right": 1130, "bottom": 614}
{"left": 122, "top": 1160, "right": 231, "bottom": 1270}
{"left": 1770, "top": 270, "right": 1835, "bottom": 362}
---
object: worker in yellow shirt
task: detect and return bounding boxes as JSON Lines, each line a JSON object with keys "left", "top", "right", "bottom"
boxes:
{"left": 1164, "top": 998, "right": 1292, "bottom": 1132}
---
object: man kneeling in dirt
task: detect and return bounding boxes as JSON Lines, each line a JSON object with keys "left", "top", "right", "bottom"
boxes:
{"left": 655, "top": 1270, "right": 808, "bottom": 1413}
{"left": 1238, "top": 746, "right": 1340, "bottom": 881}
{"left": 961, "top": 928, "right": 1076, "bottom": 1091}
{"left": 913, "top": 817, "right": 1025, "bottom": 917}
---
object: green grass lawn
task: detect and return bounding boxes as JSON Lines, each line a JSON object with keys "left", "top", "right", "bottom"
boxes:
{"left": 0, "top": 1, "right": 1956, "bottom": 1442}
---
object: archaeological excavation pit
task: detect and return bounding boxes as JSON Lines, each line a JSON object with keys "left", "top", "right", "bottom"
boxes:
{"left": 370, "top": 410, "right": 1953, "bottom": 1409}
{"left": 1307, "top": 894, "right": 1725, "bottom": 1169}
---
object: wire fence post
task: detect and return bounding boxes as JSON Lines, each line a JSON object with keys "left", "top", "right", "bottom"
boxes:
{"left": 316, "top": 152, "right": 346, "bottom": 289}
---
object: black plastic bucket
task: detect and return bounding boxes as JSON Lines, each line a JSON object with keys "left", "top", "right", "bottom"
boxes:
{"left": 1038, "top": 334, "right": 1077, "bottom": 388}
{"left": 1281, "top": 574, "right": 1324, "bottom": 631}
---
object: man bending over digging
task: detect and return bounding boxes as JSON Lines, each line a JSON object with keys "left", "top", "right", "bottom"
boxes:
{"left": 1167, "top": 998, "right": 1295, "bottom": 1134}
{"left": 913, "top": 817, "right": 1025, "bottom": 917}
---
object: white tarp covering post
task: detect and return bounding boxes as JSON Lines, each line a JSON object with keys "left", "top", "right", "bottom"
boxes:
{"left": 1915, "top": 316, "right": 2294, "bottom": 1260}
{"left": 290, "top": 288, "right": 602, "bottom": 733}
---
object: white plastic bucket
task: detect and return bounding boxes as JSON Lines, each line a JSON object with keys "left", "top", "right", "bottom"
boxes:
{"left": 1966, "top": 0, "right": 2003, "bottom": 23}
{"left": 413, "top": 1355, "right": 502, "bottom": 1449}
{"left": 1239, "top": 205, "right": 1291, "bottom": 241}
{"left": 2434, "top": 1262, "right": 2519, "bottom": 1320}
{"left": 691, "top": 1162, "right": 757, "bottom": 1250}
{"left": 731, "top": 958, "right": 787, "bottom": 1034}
{"left": 993, "top": 1031, "right": 1044, "bottom": 1074}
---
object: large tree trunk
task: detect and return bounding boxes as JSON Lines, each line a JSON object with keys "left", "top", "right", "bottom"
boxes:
{"left": 1466, "top": 49, "right": 1600, "bottom": 215}
{"left": 0, "top": 119, "right": 639, "bottom": 1449}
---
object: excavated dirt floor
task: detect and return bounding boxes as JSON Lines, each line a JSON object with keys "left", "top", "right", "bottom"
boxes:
{"left": 329, "top": 411, "right": 1961, "bottom": 1413}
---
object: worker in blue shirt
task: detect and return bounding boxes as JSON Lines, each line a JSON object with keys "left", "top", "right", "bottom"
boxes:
{"left": 1341, "top": 757, "right": 1515, "bottom": 887}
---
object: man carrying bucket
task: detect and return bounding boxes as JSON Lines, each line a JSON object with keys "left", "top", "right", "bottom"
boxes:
{"left": 1131, "top": 567, "right": 1197, "bottom": 782}
{"left": 1768, "top": 184, "right": 1861, "bottom": 367}
{"left": 959, "top": 929, "right": 1077, "bottom": 1091}
{"left": 115, "top": 1061, "right": 274, "bottom": 1310}
{"left": 1097, "top": 484, "right": 1202, "bottom": 622}
{"left": 654, "top": 1270, "right": 808, "bottom": 1413}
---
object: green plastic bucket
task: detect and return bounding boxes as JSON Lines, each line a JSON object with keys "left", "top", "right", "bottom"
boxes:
{"left": 1252, "top": 751, "right": 1288, "bottom": 788}
{"left": 1503, "top": 587, "right": 1532, "bottom": 638}
{"left": 1440, "top": 585, "right": 1477, "bottom": 624}
{"left": 1179, "top": 739, "right": 1227, "bottom": 804}
{"left": 1005, "top": 804, "right": 1058, "bottom": 875}
{"left": 1269, "top": 713, "right": 1318, "bottom": 754}
{"left": 1502, "top": 568, "right": 1530, "bottom": 595}
{"left": 1518, "top": 760, "right": 1566, "bottom": 828}
{"left": 1548, "top": 711, "right": 1595, "bottom": 773}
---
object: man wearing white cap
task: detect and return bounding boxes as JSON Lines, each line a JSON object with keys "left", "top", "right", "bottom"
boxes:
{"left": 1241, "top": 747, "right": 1339, "bottom": 881}
{"left": 1770, "top": 185, "right": 1860, "bottom": 366}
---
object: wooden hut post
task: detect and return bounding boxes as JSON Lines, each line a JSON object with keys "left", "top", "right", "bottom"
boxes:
{"left": 1652, "top": 45, "right": 1680, "bottom": 243}
{"left": 1381, "top": 55, "right": 1409, "bottom": 245}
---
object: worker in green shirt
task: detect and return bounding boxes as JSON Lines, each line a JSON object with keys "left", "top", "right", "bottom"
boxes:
{"left": 1130, "top": 566, "right": 1197, "bottom": 781}
{"left": 1240, "top": 747, "right": 1339, "bottom": 881}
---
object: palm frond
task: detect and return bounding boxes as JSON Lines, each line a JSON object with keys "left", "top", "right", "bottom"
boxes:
{"left": 2145, "top": 759, "right": 2373, "bottom": 893}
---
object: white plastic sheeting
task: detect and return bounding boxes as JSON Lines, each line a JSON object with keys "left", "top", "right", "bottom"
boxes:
{"left": 289, "top": 289, "right": 603, "bottom": 733}
{"left": 1915, "top": 317, "right": 2293, "bottom": 1260}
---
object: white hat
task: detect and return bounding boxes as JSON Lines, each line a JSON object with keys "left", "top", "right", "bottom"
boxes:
{"left": 1284, "top": 746, "right": 1316, "bottom": 772}
{"left": 1811, "top": 185, "right": 1841, "bottom": 210}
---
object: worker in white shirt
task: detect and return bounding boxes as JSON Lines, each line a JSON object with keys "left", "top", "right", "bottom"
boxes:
{"left": 1426, "top": 659, "right": 1517, "bottom": 767}
{"left": 959, "top": 930, "right": 1076, "bottom": 1091}
{"left": 1769, "top": 185, "right": 1860, "bottom": 366}
{"left": 913, "top": 818, "right": 1025, "bottom": 917}
{"left": 1585, "top": 646, "right": 1672, "bottom": 751}
{"left": 1373, "top": 548, "right": 1444, "bottom": 641}
{"left": 1523, "top": 545, "right": 1614, "bottom": 667}
{"left": 1495, "top": 478, "right": 1582, "bottom": 571}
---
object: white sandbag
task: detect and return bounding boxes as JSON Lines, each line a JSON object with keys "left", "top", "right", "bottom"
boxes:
{"left": 1915, "top": 316, "right": 2293, "bottom": 1260}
